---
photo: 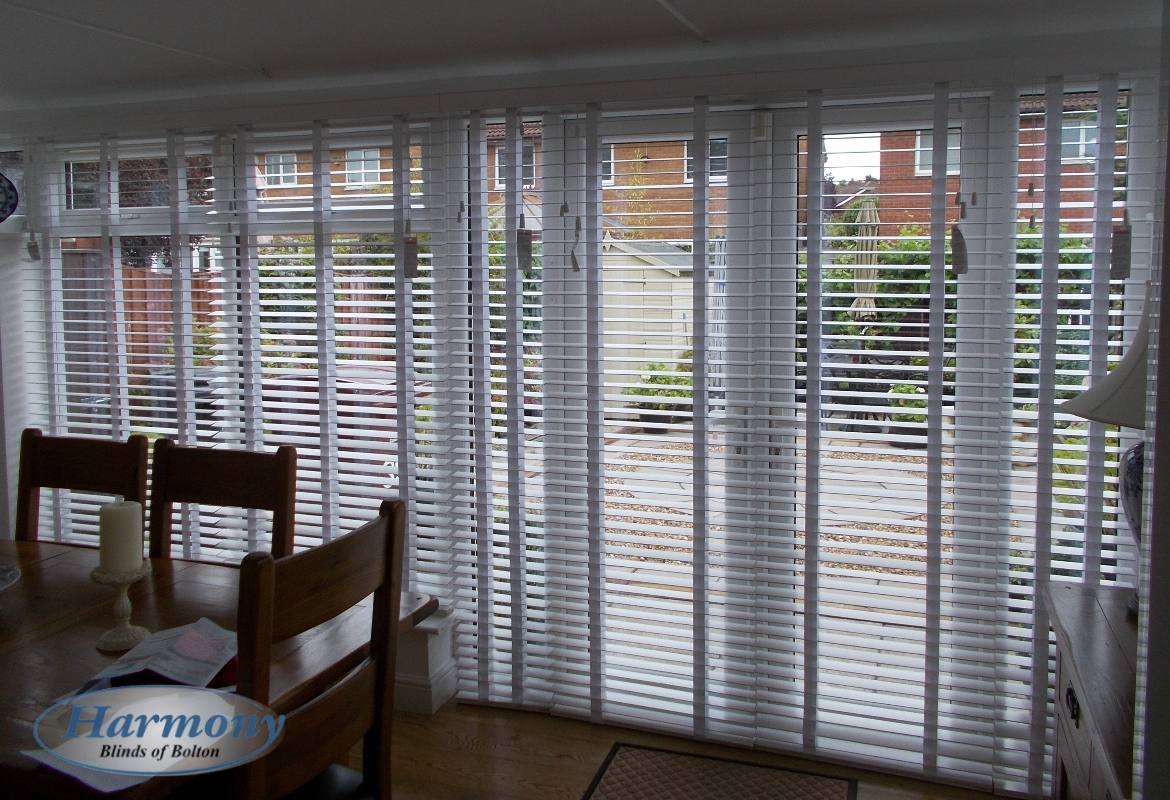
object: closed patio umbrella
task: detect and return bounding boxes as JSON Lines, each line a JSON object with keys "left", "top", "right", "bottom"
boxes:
{"left": 849, "top": 197, "right": 880, "bottom": 322}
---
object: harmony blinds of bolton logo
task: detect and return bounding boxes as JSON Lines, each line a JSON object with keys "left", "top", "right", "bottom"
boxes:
{"left": 34, "top": 686, "right": 285, "bottom": 776}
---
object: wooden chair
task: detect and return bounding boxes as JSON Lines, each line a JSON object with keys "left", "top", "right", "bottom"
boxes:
{"left": 235, "top": 499, "right": 405, "bottom": 800}
{"left": 148, "top": 439, "right": 297, "bottom": 560}
{"left": 14, "top": 428, "right": 149, "bottom": 542}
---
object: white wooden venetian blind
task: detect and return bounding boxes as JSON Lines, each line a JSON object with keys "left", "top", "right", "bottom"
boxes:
{"left": 22, "top": 123, "right": 440, "bottom": 563}
{"left": 15, "top": 74, "right": 1156, "bottom": 797}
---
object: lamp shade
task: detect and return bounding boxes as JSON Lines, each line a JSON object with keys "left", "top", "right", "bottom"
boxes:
{"left": 1060, "top": 308, "right": 1148, "bottom": 429}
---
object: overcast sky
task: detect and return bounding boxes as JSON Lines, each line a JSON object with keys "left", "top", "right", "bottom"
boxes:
{"left": 823, "top": 133, "right": 881, "bottom": 183}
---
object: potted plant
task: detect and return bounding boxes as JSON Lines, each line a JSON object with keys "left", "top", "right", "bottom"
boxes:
{"left": 622, "top": 361, "right": 693, "bottom": 433}
{"left": 888, "top": 383, "right": 927, "bottom": 448}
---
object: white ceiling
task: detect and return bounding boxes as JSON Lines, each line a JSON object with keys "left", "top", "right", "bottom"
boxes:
{"left": 0, "top": 0, "right": 1162, "bottom": 136}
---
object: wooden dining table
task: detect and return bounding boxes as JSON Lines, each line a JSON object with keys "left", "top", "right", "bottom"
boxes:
{"left": 0, "top": 539, "right": 439, "bottom": 799}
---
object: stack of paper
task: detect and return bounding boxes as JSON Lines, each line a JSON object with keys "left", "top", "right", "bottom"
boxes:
{"left": 24, "top": 618, "right": 239, "bottom": 793}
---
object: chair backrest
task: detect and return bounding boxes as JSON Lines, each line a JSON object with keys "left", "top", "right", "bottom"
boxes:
{"left": 234, "top": 499, "right": 405, "bottom": 800}
{"left": 14, "top": 428, "right": 149, "bottom": 542}
{"left": 148, "top": 439, "right": 297, "bottom": 559}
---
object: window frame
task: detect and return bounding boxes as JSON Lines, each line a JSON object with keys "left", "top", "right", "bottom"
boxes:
{"left": 602, "top": 142, "right": 615, "bottom": 186}
{"left": 913, "top": 129, "right": 962, "bottom": 177}
{"left": 494, "top": 143, "right": 536, "bottom": 190}
{"left": 684, "top": 137, "right": 729, "bottom": 184}
{"left": 64, "top": 160, "right": 99, "bottom": 210}
{"left": 263, "top": 152, "right": 299, "bottom": 187}
{"left": 344, "top": 148, "right": 382, "bottom": 187}
{"left": 1061, "top": 114, "right": 1099, "bottom": 163}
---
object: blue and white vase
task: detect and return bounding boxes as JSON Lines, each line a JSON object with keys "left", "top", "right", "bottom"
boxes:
{"left": 1119, "top": 440, "right": 1143, "bottom": 617}
{"left": 1120, "top": 441, "right": 1144, "bottom": 543}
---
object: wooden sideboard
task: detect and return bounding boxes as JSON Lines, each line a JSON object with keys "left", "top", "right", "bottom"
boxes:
{"left": 1043, "top": 582, "right": 1138, "bottom": 800}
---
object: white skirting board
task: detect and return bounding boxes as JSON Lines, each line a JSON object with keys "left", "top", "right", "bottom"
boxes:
{"left": 395, "top": 605, "right": 458, "bottom": 715}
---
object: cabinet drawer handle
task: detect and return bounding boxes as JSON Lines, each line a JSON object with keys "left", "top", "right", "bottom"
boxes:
{"left": 1065, "top": 685, "right": 1080, "bottom": 728}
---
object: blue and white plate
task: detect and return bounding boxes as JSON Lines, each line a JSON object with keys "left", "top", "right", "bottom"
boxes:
{"left": 0, "top": 565, "right": 20, "bottom": 595}
{"left": 0, "top": 172, "right": 18, "bottom": 223}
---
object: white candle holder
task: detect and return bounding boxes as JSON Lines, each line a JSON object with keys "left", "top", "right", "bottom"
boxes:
{"left": 90, "top": 564, "right": 152, "bottom": 653}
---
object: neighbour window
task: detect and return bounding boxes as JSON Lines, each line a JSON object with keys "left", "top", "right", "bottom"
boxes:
{"left": 914, "top": 129, "right": 961, "bottom": 176}
{"left": 65, "top": 161, "right": 99, "bottom": 209}
{"left": 685, "top": 138, "right": 728, "bottom": 182}
{"left": 345, "top": 148, "right": 382, "bottom": 186}
{"left": 118, "top": 158, "right": 170, "bottom": 208}
{"left": 602, "top": 143, "right": 615, "bottom": 185}
{"left": 264, "top": 153, "right": 298, "bottom": 186}
{"left": 1062, "top": 115, "right": 1098, "bottom": 162}
{"left": 63, "top": 157, "right": 212, "bottom": 210}
{"left": 495, "top": 144, "right": 536, "bottom": 189}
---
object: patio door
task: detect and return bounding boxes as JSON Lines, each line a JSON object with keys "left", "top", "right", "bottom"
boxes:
{"left": 532, "top": 91, "right": 1141, "bottom": 792}
{"left": 538, "top": 100, "right": 1015, "bottom": 768}
{"left": 774, "top": 95, "right": 1014, "bottom": 781}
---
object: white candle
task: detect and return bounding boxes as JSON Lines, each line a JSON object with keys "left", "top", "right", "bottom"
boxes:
{"left": 99, "top": 501, "right": 144, "bottom": 575}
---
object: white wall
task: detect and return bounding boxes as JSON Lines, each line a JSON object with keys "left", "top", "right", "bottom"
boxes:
{"left": 0, "top": 228, "right": 32, "bottom": 538}
{"left": 0, "top": 1, "right": 1161, "bottom": 139}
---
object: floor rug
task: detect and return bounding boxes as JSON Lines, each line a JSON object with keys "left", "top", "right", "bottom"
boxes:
{"left": 582, "top": 743, "right": 858, "bottom": 800}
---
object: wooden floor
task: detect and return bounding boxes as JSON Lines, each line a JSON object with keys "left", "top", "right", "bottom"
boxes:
{"left": 384, "top": 702, "right": 997, "bottom": 800}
